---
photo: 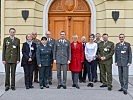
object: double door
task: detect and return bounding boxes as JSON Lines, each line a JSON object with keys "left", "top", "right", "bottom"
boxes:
{"left": 48, "top": 15, "right": 90, "bottom": 70}
{"left": 49, "top": 16, "right": 90, "bottom": 42}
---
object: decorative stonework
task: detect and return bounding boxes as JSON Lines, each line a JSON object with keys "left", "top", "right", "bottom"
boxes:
{"left": 74, "top": 0, "right": 89, "bottom": 12}
{"left": 63, "top": 0, "right": 75, "bottom": 11}
{"left": 49, "top": 0, "right": 64, "bottom": 12}
{"left": 49, "top": 0, "right": 90, "bottom": 12}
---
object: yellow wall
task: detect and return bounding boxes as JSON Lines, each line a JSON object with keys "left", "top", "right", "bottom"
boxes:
{"left": 1, "top": 0, "right": 133, "bottom": 48}
{"left": 94, "top": 0, "right": 133, "bottom": 48}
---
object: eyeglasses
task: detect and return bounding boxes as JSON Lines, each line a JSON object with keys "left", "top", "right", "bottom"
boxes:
{"left": 119, "top": 37, "right": 124, "bottom": 38}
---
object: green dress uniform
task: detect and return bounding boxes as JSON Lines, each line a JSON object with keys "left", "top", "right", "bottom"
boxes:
{"left": 32, "top": 38, "right": 40, "bottom": 82}
{"left": 2, "top": 37, "right": 20, "bottom": 88}
{"left": 47, "top": 38, "right": 55, "bottom": 84}
{"left": 98, "top": 41, "right": 114, "bottom": 88}
{"left": 94, "top": 40, "right": 102, "bottom": 82}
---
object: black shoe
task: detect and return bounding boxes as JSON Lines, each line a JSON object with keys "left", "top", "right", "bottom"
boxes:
{"left": 26, "top": 86, "right": 30, "bottom": 89}
{"left": 79, "top": 80, "right": 82, "bottom": 83}
{"left": 62, "top": 85, "right": 66, "bottom": 89}
{"left": 11, "top": 87, "right": 16, "bottom": 91}
{"left": 40, "top": 86, "right": 44, "bottom": 89}
{"left": 118, "top": 88, "right": 123, "bottom": 91}
{"left": 100, "top": 84, "right": 107, "bottom": 88}
{"left": 108, "top": 87, "right": 112, "bottom": 91}
{"left": 94, "top": 80, "right": 98, "bottom": 83}
{"left": 72, "top": 84, "right": 76, "bottom": 87}
{"left": 90, "top": 83, "right": 94, "bottom": 87}
{"left": 34, "top": 80, "right": 39, "bottom": 83}
{"left": 5, "top": 87, "right": 9, "bottom": 91}
{"left": 57, "top": 85, "right": 62, "bottom": 89}
{"left": 100, "top": 80, "right": 102, "bottom": 83}
{"left": 123, "top": 91, "right": 127, "bottom": 95}
{"left": 75, "top": 85, "right": 80, "bottom": 89}
{"left": 29, "top": 86, "right": 34, "bottom": 88}
{"left": 82, "top": 80, "right": 86, "bottom": 83}
{"left": 44, "top": 85, "right": 49, "bottom": 88}
{"left": 87, "top": 83, "right": 91, "bottom": 87}
{"left": 49, "top": 81, "right": 52, "bottom": 85}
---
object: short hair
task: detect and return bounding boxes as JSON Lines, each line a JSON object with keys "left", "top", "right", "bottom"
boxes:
{"left": 96, "top": 33, "right": 101, "bottom": 35}
{"left": 32, "top": 32, "right": 37, "bottom": 35}
{"left": 9, "top": 28, "right": 16, "bottom": 32}
{"left": 45, "top": 31, "right": 51, "bottom": 35}
{"left": 89, "top": 34, "right": 95, "bottom": 38}
{"left": 102, "top": 33, "right": 108, "bottom": 36}
{"left": 81, "top": 36, "right": 86, "bottom": 39}
{"left": 72, "top": 34, "right": 78, "bottom": 38}
{"left": 60, "top": 31, "right": 65, "bottom": 34}
{"left": 119, "top": 33, "right": 125, "bottom": 37}
{"left": 26, "top": 34, "right": 32, "bottom": 40}
{"left": 41, "top": 37, "right": 47, "bottom": 41}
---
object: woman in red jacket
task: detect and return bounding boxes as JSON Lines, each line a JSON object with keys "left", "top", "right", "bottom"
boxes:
{"left": 69, "top": 35, "right": 84, "bottom": 89}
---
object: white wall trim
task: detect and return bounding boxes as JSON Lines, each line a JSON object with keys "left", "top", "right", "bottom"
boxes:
{"left": 43, "top": 0, "right": 96, "bottom": 35}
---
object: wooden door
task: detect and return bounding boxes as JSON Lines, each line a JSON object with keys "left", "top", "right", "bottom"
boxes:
{"left": 48, "top": 17, "right": 69, "bottom": 40}
{"left": 69, "top": 17, "right": 90, "bottom": 42}
{"left": 49, "top": 16, "right": 90, "bottom": 42}
{"left": 48, "top": 0, "right": 91, "bottom": 70}
{"left": 49, "top": 16, "right": 90, "bottom": 70}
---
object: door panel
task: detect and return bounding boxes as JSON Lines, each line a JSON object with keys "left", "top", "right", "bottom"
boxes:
{"left": 49, "top": 16, "right": 90, "bottom": 42}
{"left": 70, "top": 17, "right": 90, "bottom": 42}
{"left": 49, "top": 16, "right": 90, "bottom": 70}
{"left": 49, "top": 17, "right": 68, "bottom": 40}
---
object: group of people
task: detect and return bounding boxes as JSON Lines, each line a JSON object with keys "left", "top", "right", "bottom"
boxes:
{"left": 2, "top": 28, "right": 132, "bottom": 95}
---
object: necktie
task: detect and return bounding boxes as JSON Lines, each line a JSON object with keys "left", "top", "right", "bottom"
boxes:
{"left": 61, "top": 39, "right": 64, "bottom": 44}
{"left": 104, "top": 41, "right": 107, "bottom": 45}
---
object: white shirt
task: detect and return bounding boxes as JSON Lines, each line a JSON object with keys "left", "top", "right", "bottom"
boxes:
{"left": 85, "top": 42, "right": 98, "bottom": 60}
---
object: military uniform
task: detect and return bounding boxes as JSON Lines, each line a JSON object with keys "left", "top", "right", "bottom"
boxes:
{"left": 94, "top": 40, "right": 102, "bottom": 82}
{"left": 53, "top": 39, "right": 71, "bottom": 87}
{"left": 47, "top": 38, "right": 55, "bottom": 84}
{"left": 98, "top": 41, "right": 114, "bottom": 88}
{"left": 36, "top": 43, "right": 53, "bottom": 88}
{"left": 115, "top": 42, "right": 132, "bottom": 92}
{"left": 32, "top": 38, "right": 40, "bottom": 82}
{"left": 2, "top": 37, "right": 20, "bottom": 88}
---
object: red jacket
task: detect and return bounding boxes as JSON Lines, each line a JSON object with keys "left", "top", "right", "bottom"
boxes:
{"left": 69, "top": 41, "right": 84, "bottom": 72}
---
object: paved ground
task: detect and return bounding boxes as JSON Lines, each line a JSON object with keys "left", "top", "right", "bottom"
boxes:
{"left": 0, "top": 72, "right": 133, "bottom": 100}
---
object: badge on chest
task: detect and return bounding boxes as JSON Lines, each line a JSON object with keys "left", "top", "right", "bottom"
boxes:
{"left": 121, "top": 51, "right": 126, "bottom": 54}
{"left": 13, "top": 45, "right": 16, "bottom": 48}
{"left": 104, "top": 48, "right": 109, "bottom": 52}
{"left": 31, "top": 47, "right": 34, "bottom": 50}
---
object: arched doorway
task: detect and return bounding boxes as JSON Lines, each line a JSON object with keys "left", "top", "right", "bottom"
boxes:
{"left": 48, "top": 0, "right": 91, "bottom": 42}
{"left": 47, "top": 0, "right": 91, "bottom": 70}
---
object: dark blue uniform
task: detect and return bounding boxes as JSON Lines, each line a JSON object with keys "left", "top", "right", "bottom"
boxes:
{"left": 36, "top": 43, "right": 53, "bottom": 87}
